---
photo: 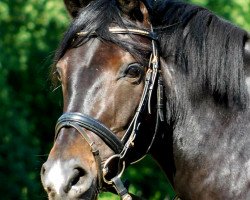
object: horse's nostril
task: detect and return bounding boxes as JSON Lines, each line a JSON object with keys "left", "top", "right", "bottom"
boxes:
{"left": 47, "top": 186, "right": 52, "bottom": 193}
{"left": 64, "top": 167, "right": 87, "bottom": 193}
{"left": 72, "top": 167, "right": 86, "bottom": 185}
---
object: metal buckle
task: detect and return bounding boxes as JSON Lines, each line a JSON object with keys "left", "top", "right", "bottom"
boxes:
{"left": 102, "top": 155, "right": 125, "bottom": 184}
{"left": 102, "top": 155, "right": 131, "bottom": 200}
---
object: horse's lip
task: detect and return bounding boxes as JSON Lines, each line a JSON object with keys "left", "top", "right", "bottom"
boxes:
{"left": 46, "top": 181, "right": 98, "bottom": 200}
{"left": 73, "top": 180, "right": 98, "bottom": 200}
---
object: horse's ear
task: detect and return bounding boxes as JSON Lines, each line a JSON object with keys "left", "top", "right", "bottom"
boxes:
{"left": 64, "top": 0, "right": 91, "bottom": 18}
{"left": 117, "top": 0, "right": 150, "bottom": 27}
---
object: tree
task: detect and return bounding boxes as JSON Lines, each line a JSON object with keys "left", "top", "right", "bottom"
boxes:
{"left": 188, "top": 0, "right": 250, "bottom": 30}
{"left": 0, "top": 1, "right": 68, "bottom": 199}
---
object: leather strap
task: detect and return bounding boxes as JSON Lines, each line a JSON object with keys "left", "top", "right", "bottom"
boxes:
{"left": 77, "top": 27, "right": 158, "bottom": 40}
{"left": 55, "top": 112, "right": 124, "bottom": 154}
{"left": 54, "top": 27, "right": 179, "bottom": 199}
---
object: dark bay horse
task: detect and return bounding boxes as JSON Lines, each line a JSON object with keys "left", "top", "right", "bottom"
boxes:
{"left": 41, "top": 0, "right": 250, "bottom": 199}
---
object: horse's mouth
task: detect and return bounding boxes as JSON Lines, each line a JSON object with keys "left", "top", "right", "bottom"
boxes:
{"left": 45, "top": 181, "right": 99, "bottom": 200}
{"left": 47, "top": 191, "right": 98, "bottom": 200}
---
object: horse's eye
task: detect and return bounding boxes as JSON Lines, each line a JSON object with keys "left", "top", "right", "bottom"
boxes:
{"left": 125, "top": 63, "right": 143, "bottom": 78}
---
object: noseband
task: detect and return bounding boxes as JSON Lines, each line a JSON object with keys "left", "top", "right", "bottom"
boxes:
{"left": 55, "top": 27, "right": 168, "bottom": 199}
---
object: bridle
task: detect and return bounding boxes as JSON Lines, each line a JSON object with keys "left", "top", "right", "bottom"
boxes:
{"left": 55, "top": 26, "right": 166, "bottom": 199}
{"left": 54, "top": 27, "right": 175, "bottom": 199}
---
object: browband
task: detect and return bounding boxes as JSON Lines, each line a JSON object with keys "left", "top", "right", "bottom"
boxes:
{"left": 77, "top": 27, "right": 157, "bottom": 40}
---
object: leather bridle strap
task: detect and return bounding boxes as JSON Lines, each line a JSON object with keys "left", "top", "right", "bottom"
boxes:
{"left": 55, "top": 113, "right": 124, "bottom": 191}
{"left": 55, "top": 120, "right": 104, "bottom": 189}
{"left": 55, "top": 112, "right": 124, "bottom": 154}
{"left": 54, "top": 27, "right": 169, "bottom": 200}
{"left": 77, "top": 27, "right": 157, "bottom": 40}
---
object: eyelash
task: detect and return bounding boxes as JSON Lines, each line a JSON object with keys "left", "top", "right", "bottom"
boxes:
{"left": 125, "top": 63, "right": 143, "bottom": 78}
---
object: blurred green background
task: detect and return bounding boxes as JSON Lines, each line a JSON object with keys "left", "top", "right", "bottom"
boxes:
{"left": 0, "top": 0, "right": 249, "bottom": 199}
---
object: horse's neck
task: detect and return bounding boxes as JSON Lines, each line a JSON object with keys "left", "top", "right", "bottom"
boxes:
{"left": 167, "top": 40, "right": 250, "bottom": 197}
{"left": 150, "top": 125, "right": 175, "bottom": 184}
{"left": 173, "top": 94, "right": 250, "bottom": 199}
{"left": 173, "top": 38, "right": 250, "bottom": 165}
{"left": 155, "top": 42, "right": 250, "bottom": 198}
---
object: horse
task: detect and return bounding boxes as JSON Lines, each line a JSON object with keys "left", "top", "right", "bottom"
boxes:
{"left": 40, "top": 0, "right": 250, "bottom": 199}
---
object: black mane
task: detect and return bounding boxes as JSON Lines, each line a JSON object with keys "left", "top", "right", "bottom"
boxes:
{"left": 54, "top": 0, "right": 249, "bottom": 108}
{"left": 54, "top": 0, "right": 151, "bottom": 64}
{"left": 151, "top": 0, "right": 248, "bottom": 109}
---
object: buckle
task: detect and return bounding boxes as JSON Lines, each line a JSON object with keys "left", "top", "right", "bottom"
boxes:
{"left": 102, "top": 155, "right": 131, "bottom": 199}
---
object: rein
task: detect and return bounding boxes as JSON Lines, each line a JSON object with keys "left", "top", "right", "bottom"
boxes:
{"left": 55, "top": 27, "right": 177, "bottom": 199}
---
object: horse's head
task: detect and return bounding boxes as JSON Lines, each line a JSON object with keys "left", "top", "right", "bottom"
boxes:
{"left": 41, "top": 0, "right": 160, "bottom": 199}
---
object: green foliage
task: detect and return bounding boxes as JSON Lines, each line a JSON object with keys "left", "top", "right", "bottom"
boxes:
{"left": 187, "top": 0, "right": 250, "bottom": 30}
{"left": 0, "top": 0, "right": 68, "bottom": 199}
{"left": 0, "top": 0, "right": 249, "bottom": 200}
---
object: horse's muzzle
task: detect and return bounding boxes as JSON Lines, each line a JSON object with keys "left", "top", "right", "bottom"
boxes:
{"left": 41, "top": 159, "right": 97, "bottom": 200}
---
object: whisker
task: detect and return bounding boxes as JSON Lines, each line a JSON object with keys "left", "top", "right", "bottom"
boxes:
{"left": 52, "top": 85, "right": 61, "bottom": 92}
{"left": 35, "top": 154, "right": 49, "bottom": 157}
